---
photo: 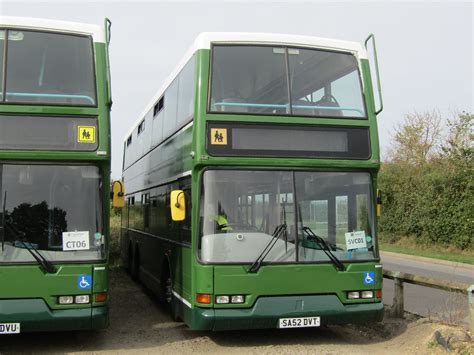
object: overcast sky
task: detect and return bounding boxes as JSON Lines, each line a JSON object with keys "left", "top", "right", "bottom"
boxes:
{"left": 1, "top": 1, "right": 472, "bottom": 177}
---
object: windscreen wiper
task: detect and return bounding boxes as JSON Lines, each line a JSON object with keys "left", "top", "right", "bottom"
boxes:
{"left": 302, "top": 226, "right": 345, "bottom": 271}
{"left": 248, "top": 223, "right": 287, "bottom": 274}
{"left": 5, "top": 223, "right": 56, "bottom": 273}
{"left": 282, "top": 205, "right": 288, "bottom": 253}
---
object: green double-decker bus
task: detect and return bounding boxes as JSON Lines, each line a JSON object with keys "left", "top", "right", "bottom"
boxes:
{"left": 121, "top": 33, "right": 383, "bottom": 330}
{"left": 0, "top": 17, "right": 112, "bottom": 333}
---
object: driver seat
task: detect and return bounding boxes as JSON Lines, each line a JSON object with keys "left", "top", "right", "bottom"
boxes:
{"left": 314, "top": 96, "right": 343, "bottom": 117}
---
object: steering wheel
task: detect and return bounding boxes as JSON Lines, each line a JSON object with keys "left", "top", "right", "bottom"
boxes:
{"left": 332, "top": 244, "right": 345, "bottom": 252}
{"left": 321, "top": 94, "right": 340, "bottom": 106}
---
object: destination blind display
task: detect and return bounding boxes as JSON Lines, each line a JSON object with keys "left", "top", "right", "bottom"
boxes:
{"left": 0, "top": 114, "right": 98, "bottom": 151}
{"left": 207, "top": 123, "right": 370, "bottom": 159}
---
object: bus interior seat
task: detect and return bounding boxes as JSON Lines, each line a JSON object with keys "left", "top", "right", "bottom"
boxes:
{"left": 314, "top": 96, "right": 343, "bottom": 117}
{"left": 292, "top": 99, "right": 318, "bottom": 116}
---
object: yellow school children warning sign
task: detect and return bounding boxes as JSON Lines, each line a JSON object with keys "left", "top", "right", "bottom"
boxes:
{"left": 210, "top": 128, "right": 227, "bottom": 145}
{"left": 78, "top": 126, "right": 96, "bottom": 143}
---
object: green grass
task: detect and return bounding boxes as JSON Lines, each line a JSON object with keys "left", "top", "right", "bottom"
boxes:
{"left": 379, "top": 241, "right": 474, "bottom": 265}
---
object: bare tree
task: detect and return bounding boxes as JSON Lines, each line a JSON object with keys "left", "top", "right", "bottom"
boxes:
{"left": 442, "top": 112, "right": 473, "bottom": 162}
{"left": 389, "top": 110, "right": 443, "bottom": 166}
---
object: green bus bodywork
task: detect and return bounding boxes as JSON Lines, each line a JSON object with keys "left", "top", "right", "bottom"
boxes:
{"left": 122, "top": 40, "right": 383, "bottom": 331}
{"left": 0, "top": 23, "right": 111, "bottom": 333}
{"left": 0, "top": 264, "right": 109, "bottom": 332}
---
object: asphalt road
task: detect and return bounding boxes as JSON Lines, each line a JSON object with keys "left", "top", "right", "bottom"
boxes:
{"left": 381, "top": 252, "right": 474, "bottom": 323}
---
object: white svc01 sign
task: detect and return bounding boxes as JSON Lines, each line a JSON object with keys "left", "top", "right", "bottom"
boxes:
{"left": 345, "top": 231, "right": 367, "bottom": 250}
{"left": 62, "top": 231, "right": 90, "bottom": 251}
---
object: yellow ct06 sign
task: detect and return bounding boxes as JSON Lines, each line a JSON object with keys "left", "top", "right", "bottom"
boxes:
{"left": 210, "top": 128, "right": 227, "bottom": 145}
{"left": 78, "top": 126, "right": 96, "bottom": 143}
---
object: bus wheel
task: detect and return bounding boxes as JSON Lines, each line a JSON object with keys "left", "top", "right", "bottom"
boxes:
{"left": 167, "top": 277, "right": 181, "bottom": 322}
{"left": 131, "top": 247, "right": 140, "bottom": 281}
{"left": 160, "top": 265, "right": 180, "bottom": 321}
{"left": 165, "top": 276, "right": 172, "bottom": 304}
{"left": 158, "top": 263, "right": 170, "bottom": 303}
{"left": 127, "top": 244, "right": 133, "bottom": 274}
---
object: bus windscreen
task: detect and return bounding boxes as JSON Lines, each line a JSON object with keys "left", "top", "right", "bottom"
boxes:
{"left": 0, "top": 164, "right": 104, "bottom": 263}
{"left": 2, "top": 30, "right": 96, "bottom": 106}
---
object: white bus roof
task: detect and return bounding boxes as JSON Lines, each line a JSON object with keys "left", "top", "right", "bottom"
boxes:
{"left": 125, "top": 32, "right": 368, "bottom": 141}
{"left": 193, "top": 32, "right": 367, "bottom": 57}
{"left": 0, "top": 16, "right": 105, "bottom": 43}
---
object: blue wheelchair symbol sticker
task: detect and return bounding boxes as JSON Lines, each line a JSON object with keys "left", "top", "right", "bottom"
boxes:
{"left": 364, "top": 272, "right": 375, "bottom": 285}
{"left": 78, "top": 275, "right": 92, "bottom": 289}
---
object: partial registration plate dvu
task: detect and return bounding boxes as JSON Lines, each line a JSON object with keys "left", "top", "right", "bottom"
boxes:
{"left": 0, "top": 323, "right": 21, "bottom": 334}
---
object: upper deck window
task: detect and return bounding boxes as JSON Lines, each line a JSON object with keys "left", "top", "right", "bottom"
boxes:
{"left": 138, "top": 120, "right": 145, "bottom": 135}
{"left": 209, "top": 45, "right": 366, "bottom": 119}
{"left": 1, "top": 29, "right": 96, "bottom": 106}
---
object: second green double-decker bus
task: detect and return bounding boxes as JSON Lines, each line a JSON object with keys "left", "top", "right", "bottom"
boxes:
{"left": 121, "top": 32, "right": 384, "bottom": 330}
{"left": 0, "top": 17, "right": 112, "bottom": 333}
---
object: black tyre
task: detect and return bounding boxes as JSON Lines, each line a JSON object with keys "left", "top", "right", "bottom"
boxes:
{"left": 130, "top": 247, "right": 140, "bottom": 281}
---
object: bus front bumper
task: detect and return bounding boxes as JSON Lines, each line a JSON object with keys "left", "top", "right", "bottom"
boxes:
{"left": 189, "top": 295, "right": 384, "bottom": 331}
{"left": 0, "top": 299, "right": 108, "bottom": 332}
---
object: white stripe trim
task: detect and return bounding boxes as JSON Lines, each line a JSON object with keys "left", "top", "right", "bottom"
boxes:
{"left": 194, "top": 32, "right": 366, "bottom": 57}
{"left": 181, "top": 121, "right": 194, "bottom": 132}
{"left": 375, "top": 264, "right": 383, "bottom": 268}
{"left": 172, "top": 290, "right": 192, "bottom": 308}
{"left": 94, "top": 266, "right": 106, "bottom": 271}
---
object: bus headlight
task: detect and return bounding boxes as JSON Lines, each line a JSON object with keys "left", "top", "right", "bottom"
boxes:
{"left": 75, "top": 295, "right": 90, "bottom": 304}
{"left": 231, "top": 295, "right": 245, "bottom": 304}
{"left": 216, "top": 295, "right": 230, "bottom": 304}
{"left": 58, "top": 296, "right": 74, "bottom": 304}
{"left": 215, "top": 295, "right": 245, "bottom": 304}
{"left": 361, "top": 291, "right": 374, "bottom": 299}
{"left": 347, "top": 291, "right": 360, "bottom": 299}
